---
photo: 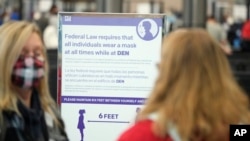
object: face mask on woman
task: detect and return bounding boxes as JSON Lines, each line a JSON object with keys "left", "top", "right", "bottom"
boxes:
{"left": 11, "top": 56, "right": 45, "bottom": 89}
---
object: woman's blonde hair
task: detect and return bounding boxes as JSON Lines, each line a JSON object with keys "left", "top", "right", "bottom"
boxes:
{"left": 0, "top": 21, "right": 59, "bottom": 124}
{"left": 138, "top": 28, "right": 250, "bottom": 141}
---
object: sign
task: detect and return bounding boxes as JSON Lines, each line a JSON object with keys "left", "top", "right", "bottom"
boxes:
{"left": 58, "top": 13, "right": 164, "bottom": 141}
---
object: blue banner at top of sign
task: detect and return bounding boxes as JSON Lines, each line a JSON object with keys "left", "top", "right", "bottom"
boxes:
{"left": 60, "top": 15, "right": 162, "bottom": 27}
{"left": 60, "top": 15, "right": 163, "bottom": 41}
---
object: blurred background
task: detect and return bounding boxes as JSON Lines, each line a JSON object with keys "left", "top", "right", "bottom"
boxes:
{"left": 0, "top": 0, "right": 248, "bottom": 24}
{"left": 0, "top": 0, "right": 249, "bottom": 49}
{"left": 0, "top": 0, "right": 249, "bottom": 101}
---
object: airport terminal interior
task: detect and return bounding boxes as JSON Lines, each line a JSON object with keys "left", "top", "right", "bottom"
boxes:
{"left": 0, "top": 0, "right": 249, "bottom": 101}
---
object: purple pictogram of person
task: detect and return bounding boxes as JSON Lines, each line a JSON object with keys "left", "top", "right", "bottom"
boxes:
{"left": 77, "top": 109, "right": 86, "bottom": 141}
{"left": 142, "top": 21, "right": 154, "bottom": 40}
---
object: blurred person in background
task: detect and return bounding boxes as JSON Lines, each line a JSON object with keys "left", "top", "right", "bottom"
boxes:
{"left": 222, "top": 15, "right": 234, "bottom": 33}
{"left": 34, "top": 12, "right": 49, "bottom": 35}
{"left": 0, "top": 10, "right": 9, "bottom": 25}
{"left": 241, "top": 19, "right": 250, "bottom": 52}
{"left": 227, "top": 17, "right": 244, "bottom": 51}
{"left": 10, "top": 7, "right": 20, "bottom": 21}
{"left": 206, "top": 15, "right": 232, "bottom": 55}
{"left": 0, "top": 11, "right": 7, "bottom": 25}
{"left": 117, "top": 28, "right": 250, "bottom": 141}
{"left": 0, "top": 21, "right": 68, "bottom": 141}
{"left": 43, "top": 4, "right": 58, "bottom": 49}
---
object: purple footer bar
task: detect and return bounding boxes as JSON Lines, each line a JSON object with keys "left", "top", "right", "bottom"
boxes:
{"left": 61, "top": 96, "right": 146, "bottom": 105}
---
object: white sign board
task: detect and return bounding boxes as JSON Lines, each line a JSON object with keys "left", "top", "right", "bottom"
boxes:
{"left": 233, "top": 5, "right": 247, "bottom": 21}
{"left": 58, "top": 13, "right": 163, "bottom": 141}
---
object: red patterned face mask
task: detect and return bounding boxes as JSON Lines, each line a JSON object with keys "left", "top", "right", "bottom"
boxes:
{"left": 11, "top": 56, "right": 45, "bottom": 89}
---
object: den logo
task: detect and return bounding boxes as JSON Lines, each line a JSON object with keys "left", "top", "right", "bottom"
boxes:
{"left": 230, "top": 124, "right": 250, "bottom": 141}
{"left": 64, "top": 16, "right": 71, "bottom": 22}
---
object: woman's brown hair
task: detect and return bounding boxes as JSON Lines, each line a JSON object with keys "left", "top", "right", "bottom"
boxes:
{"left": 138, "top": 28, "right": 250, "bottom": 141}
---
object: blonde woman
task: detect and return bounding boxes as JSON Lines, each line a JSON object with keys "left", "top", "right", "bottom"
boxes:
{"left": 0, "top": 21, "right": 68, "bottom": 141}
{"left": 117, "top": 28, "right": 250, "bottom": 141}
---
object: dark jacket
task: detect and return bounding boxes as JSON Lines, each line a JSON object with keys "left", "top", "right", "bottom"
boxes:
{"left": 0, "top": 90, "right": 68, "bottom": 141}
